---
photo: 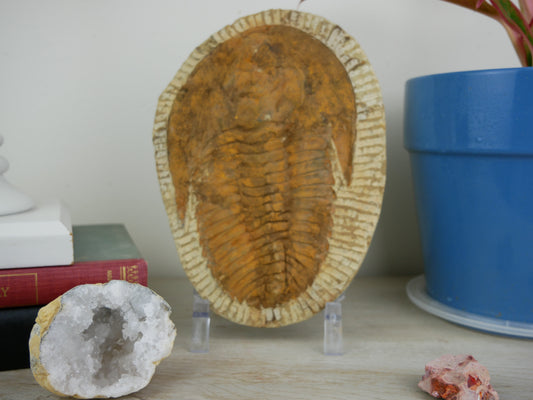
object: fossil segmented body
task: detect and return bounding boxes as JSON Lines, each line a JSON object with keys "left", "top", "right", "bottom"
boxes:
{"left": 168, "top": 25, "right": 355, "bottom": 309}
{"left": 154, "top": 10, "right": 386, "bottom": 327}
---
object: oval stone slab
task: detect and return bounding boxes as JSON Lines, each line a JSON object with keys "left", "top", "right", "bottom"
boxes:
{"left": 153, "top": 9, "right": 386, "bottom": 327}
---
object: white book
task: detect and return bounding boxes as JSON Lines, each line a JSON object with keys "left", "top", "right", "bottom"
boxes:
{"left": 0, "top": 200, "right": 74, "bottom": 268}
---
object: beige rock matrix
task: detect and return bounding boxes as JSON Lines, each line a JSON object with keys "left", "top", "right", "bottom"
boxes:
{"left": 153, "top": 9, "right": 386, "bottom": 327}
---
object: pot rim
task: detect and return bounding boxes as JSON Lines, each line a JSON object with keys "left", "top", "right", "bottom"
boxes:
{"left": 404, "top": 66, "right": 533, "bottom": 155}
{"left": 406, "top": 66, "right": 533, "bottom": 85}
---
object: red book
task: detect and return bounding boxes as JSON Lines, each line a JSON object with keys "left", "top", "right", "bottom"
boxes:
{"left": 0, "top": 224, "right": 148, "bottom": 309}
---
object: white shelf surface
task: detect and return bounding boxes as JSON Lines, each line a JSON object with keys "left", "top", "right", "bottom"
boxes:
{"left": 0, "top": 276, "right": 531, "bottom": 400}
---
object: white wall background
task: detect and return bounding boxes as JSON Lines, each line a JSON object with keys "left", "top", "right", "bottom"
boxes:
{"left": 0, "top": 0, "right": 518, "bottom": 279}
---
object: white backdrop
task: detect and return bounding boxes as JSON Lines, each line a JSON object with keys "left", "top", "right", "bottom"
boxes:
{"left": 0, "top": 0, "right": 518, "bottom": 278}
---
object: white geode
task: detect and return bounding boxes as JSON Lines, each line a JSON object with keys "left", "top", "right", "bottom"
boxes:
{"left": 29, "top": 280, "right": 176, "bottom": 399}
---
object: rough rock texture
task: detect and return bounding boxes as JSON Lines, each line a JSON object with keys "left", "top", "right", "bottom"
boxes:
{"left": 153, "top": 9, "right": 386, "bottom": 327}
{"left": 29, "top": 280, "right": 176, "bottom": 399}
{"left": 419, "top": 354, "right": 499, "bottom": 400}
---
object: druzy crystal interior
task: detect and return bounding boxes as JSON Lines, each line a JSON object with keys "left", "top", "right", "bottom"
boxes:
{"left": 154, "top": 9, "right": 386, "bottom": 327}
{"left": 30, "top": 281, "right": 176, "bottom": 399}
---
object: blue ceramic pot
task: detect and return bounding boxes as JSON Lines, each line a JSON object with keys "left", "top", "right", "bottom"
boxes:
{"left": 404, "top": 67, "right": 533, "bottom": 325}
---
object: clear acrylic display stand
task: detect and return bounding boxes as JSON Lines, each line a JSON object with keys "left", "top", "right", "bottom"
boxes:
{"left": 324, "top": 293, "right": 345, "bottom": 356}
{"left": 190, "top": 290, "right": 210, "bottom": 353}
{"left": 190, "top": 291, "right": 345, "bottom": 355}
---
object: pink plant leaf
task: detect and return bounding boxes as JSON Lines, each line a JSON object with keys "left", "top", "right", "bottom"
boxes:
{"left": 487, "top": 0, "right": 533, "bottom": 65}
{"left": 491, "top": 0, "right": 533, "bottom": 35}
{"left": 490, "top": 0, "right": 533, "bottom": 56}
{"left": 504, "top": 24, "right": 533, "bottom": 64}
{"left": 440, "top": 0, "right": 500, "bottom": 18}
{"left": 514, "top": 31, "right": 533, "bottom": 65}
{"left": 441, "top": 0, "right": 533, "bottom": 65}
{"left": 518, "top": 0, "right": 533, "bottom": 22}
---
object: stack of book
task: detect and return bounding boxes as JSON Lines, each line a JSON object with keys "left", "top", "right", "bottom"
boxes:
{"left": 0, "top": 224, "right": 148, "bottom": 371}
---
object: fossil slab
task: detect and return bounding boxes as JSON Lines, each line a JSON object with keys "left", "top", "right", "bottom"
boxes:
{"left": 153, "top": 9, "right": 386, "bottom": 327}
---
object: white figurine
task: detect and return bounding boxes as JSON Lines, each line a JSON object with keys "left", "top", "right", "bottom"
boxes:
{"left": 0, "top": 134, "right": 35, "bottom": 216}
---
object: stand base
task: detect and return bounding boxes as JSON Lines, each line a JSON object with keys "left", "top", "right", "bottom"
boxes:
{"left": 406, "top": 275, "right": 533, "bottom": 338}
{"left": 0, "top": 200, "right": 73, "bottom": 268}
{"left": 189, "top": 292, "right": 346, "bottom": 354}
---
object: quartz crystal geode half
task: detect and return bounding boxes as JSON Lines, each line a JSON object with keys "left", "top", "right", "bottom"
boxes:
{"left": 29, "top": 280, "right": 176, "bottom": 399}
{"left": 153, "top": 9, "right": 386, "bottom": 327}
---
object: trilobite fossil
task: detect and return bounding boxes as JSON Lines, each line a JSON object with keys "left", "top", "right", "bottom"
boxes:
{"left": 153, "top": 9, "right": 386, "bottom": 327}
